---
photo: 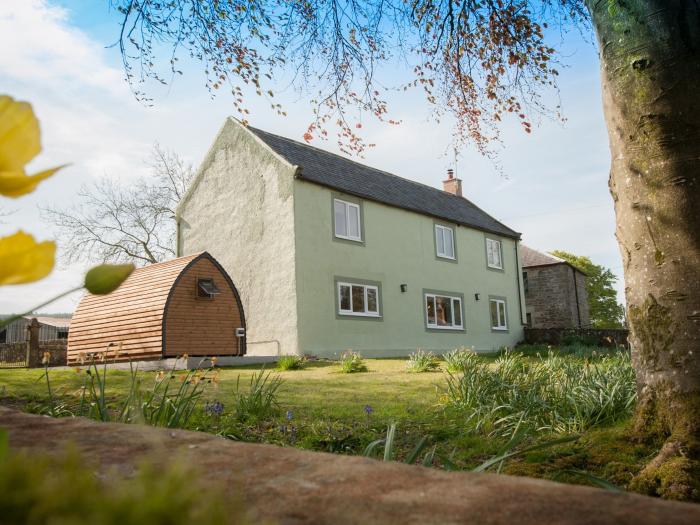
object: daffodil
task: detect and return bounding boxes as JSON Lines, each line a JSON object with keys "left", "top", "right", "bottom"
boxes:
{"left": 0, "top": 230, "right": 55, "bottom": 285}
{"left": 0, "top": 95, "right": 64, "bottom": 197}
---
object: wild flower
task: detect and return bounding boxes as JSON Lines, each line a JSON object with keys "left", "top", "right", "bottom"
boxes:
{"left": 210, "top": 356, "right": 218, "bottom": 366}
{"left": 364, "top": 404, "right": 374, "bottom": 415}
{"left": 286, "top": 410, "right": 293, "bottom": 421}
{"left": 41, "top": 351, "right": 50, "bottom": 365}
{"left": 204, "top": 401, "right": 224, "bottom": 417}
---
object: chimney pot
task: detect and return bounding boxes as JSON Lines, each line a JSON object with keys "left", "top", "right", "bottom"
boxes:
{"left": 447, "top": 168, "right": 454, "bottom": 179}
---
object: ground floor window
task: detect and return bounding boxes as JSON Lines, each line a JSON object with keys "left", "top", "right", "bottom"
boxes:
{"left": 425, "top": 293, "right": 463, "bottom": 330}
{"left": 338, "top": 282, "right": 380, "bottom": 317}
{"left": 490, "top": 298, "right": 508, "bottom": 330}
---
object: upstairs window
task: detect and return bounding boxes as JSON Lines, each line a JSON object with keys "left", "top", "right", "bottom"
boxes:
{"left": 425, "top": 293, "right": 463, "bottom": 330}
{"left": 334, "top": 198, "right": 362, "bottom": 242}
{"left": 435, "top": 225, "right": 455, "bottom": 259}
{"left": 197, "top": 277, "right": 221, "bottom": 299}
{"left": 338, "top": 282, "right": 379, "bottom": 317}
{"left": 486, "top": 238, "right": 503, "bottom": 269}
{"left": 490, "top": 298, "right": 508, "bottom": 330}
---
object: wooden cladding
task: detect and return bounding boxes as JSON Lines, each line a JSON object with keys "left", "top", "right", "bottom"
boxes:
{"left": 67, "top": 252, "right": 246, "bottom": 364}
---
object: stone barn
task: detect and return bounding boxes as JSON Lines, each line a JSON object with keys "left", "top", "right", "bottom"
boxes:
{"left": 520, "top": 245, "right": 590, "bottom": 329}
{"left": 67, "top": 252, "right": 246, "bottom": 364}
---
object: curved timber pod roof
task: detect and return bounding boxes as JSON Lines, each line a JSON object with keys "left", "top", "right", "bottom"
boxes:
{"left": 67, "top": 252, "right": 246, "bottom": 364}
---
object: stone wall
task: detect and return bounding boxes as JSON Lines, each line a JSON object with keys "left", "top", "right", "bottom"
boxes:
{"left": 523, "top": 264, "right": 590, "bottom": 328}
{"left": 0, "top": 340, "right": 67, "bottom": 368}
{"left": 524, "top": 327, "right": 629, "bottom": 348}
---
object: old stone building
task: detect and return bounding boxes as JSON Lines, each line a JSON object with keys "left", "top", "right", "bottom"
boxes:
{"left": 520, "top": 246, "right": 590, "bottom": 328}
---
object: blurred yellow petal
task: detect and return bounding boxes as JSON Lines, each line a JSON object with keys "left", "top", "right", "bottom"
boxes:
{"left": 0, "top": 231, "right": 55, "bottom": 285}
{"left": 0, "top": 95, "right": 41, "bottom": 170}
{"left": 0, "top": 166, "right": 63, "bottom": 198}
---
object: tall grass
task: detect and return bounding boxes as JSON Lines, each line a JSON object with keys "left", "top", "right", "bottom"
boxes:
{"left": 277, "top": 355, "right": 305, "bottom": 371}
{"left": 338, "top": 351, "right": 368, "bottom": 373}
{"left": 443, "top": 350, "right": 636, "bottom": 437}
{"left": 406, "top": 350, "right": 440, "bottom": 373}
{"left": 442, "top": 347, "right": 479, "bottom": 372}
{"left": 233, "top": 368, "right": 283, "bottom": 421}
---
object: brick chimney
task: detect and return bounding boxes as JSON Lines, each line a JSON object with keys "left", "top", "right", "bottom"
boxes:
{"left": 443, "top": 168, "right": 462, "bottom": 197}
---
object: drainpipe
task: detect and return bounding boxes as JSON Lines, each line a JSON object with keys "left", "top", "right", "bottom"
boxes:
{"left": 572, "top": 266, "right": 582, "bottom": 328}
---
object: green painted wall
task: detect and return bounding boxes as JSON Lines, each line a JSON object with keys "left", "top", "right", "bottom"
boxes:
{"left": 293, "top": 180, "right": 526, "bottom": 357}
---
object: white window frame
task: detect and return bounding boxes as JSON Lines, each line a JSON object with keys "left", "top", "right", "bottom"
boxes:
{"left": 425, "top": 293, "right": 463, "bottom": 330}
{"left": 337, "top": 282, "right": 380, "bottom": 317}
{"left": 490, "top": 298, "right": 508, "bottom": 330}
{"left": 486, "top": 238, "right": 503, "bottom": 269}
{"left": 333, "top": 198, "right": 362, "bottom": 242}
{"left": 435, "top": 225, "right": 456, "bottom": 260}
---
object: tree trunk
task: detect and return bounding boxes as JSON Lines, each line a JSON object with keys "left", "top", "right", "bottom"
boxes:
{"left": 587, "top": 0, "right": 700, "bottom": 500}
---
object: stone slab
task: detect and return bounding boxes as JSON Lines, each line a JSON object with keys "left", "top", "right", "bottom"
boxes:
{"left": 1, "top": 408, "right": 698, "bottom": 525}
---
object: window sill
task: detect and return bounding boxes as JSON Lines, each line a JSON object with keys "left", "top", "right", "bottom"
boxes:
{"left": 335, "top": 234, "right": 363, "bottom": 243}
{"left": 426, "top": 325, "right": 464, "bottom": 331}
{"left": 491, "top": 327, "right": 509, "bottom": 332}
{"left": 436, "top": 254, "right": 456, "bottom": 261}
{"left": 338, "top": 312, "right": 381, "bottom": 318}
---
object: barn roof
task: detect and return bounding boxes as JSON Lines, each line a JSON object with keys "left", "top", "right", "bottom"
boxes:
{"left": 26, "top": 316, "right": 71, "bottom": 328}
{"left": 245, "top": 124, "right": 520, "bottom": 239}
{"left": 520, "top": 245, "right": 587, "bottom": 275}
{"left": 67, "top": 253, "right": 203, "bottom": 362}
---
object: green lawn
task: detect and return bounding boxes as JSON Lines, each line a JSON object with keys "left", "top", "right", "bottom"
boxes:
{"left": 0, "top": 354, "right": 654, "bottom": 492}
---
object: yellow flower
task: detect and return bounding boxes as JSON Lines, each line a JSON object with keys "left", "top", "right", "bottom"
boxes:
{"left": 0, "top": 95, "right": 64, "bottom": 197}
{"left": 0, "top": 231, "right": 55, "bottom": 285}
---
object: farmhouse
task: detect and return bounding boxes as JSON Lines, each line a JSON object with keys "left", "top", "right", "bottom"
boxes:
{"left": 67, "top": 252, "right": 245, "bottom": 364}
{"left": 520, "top": 245, "right": 590, "bottom": 329}
{"left": 176, "top": 118, "right": 527, "bottom": 357}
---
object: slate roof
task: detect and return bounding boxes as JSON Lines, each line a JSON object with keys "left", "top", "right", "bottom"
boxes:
{"left": 247, "top": 126, "right": 519, "bottom": 239}
{"left": 520, "top": 245, "right": 586, "bottom": 276}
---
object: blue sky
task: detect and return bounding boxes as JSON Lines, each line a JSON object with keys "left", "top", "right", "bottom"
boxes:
{"left": 0, "top": 0, "right": 622, "bottom": 314}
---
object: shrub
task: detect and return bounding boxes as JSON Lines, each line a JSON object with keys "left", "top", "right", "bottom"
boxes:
{"left": 443, "top": 350, "right": 636, "bottom": 438}
{"left": 277, "top": 355, "right": 305, "bottom": 371}
{"left": 443, "top": 347, "right": 480, "bottom": 372}
{"left": 406, "top": 350, "right": 439, "bottom": 373}
{"left": 338, "top": 351, "right": 368, "bottom": 373}
{"left": 234, "top": 368, "right": 283, "bottom": 422}
{"left": 0, "top": 433, "right": 247, "bottom": 525}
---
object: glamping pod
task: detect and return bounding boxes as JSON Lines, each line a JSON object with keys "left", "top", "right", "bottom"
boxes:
{"left": 67, "top": 252, "right": 246, "bottom": 364}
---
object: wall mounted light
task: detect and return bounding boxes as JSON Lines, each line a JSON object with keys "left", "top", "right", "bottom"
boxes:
{"left": 400, "top": 284, "right": 408, "bottom": 293}
{"left": 474, "top": 293, "right": 481, "bottom": 301}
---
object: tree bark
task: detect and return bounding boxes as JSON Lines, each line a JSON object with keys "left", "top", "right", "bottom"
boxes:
{"left": 587, "top": 0, "right": 700, "bottom": 500}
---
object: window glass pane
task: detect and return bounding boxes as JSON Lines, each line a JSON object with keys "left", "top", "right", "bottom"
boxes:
{"left": 436, "top": 227, "right": 445, "bottom": 255}
{"left": 339, "top": 285, "right": 351, "bottom": 311}
{"left": 367, "top": 287, "right": 378, "bottom": 313}
{"left": 486, "top": 239, "right": 494, "bottom": 265}
{"left": 453, "top": 299, "right": 462, "bottom": 326}
{"left": 426, "top": 296, "right": 436, "bottom": 325}
{"left": 348, "top": 205, "right": 360, "bottom": 239}
{"left": 490, "top": 300, "right": 499, "bottom": 328}
{"left": 494, "top": 241, "right": 502, "bottom": 267}
{"left": 334, "top": 200, "right": 347, "bottom": 237}
{"left": 444, "top": 228, "right": 454, "bottom": 258}
{"left": 498, "top": 301, "right": 507, "bottom": 327}
{"left": 436, "top": 296, "right": 452, "bottom": 326}
{"left": 352, "top": 285, "right": 365, "bottom": 312}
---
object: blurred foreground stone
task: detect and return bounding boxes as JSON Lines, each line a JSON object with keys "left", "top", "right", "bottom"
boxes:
{"left": 1, "top": 407, "right": 698, "bottom": 525}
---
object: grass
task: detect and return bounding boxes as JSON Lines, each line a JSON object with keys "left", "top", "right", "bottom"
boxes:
{"left": 0, "top": 351, "right": 655, "bottom": 493}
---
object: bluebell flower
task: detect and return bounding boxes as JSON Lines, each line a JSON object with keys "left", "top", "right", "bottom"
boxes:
{"left": 204, "top": 401, "right": 224, "bottom": 416}
{"left": 364, "top": 404, "right": 373, "bottom": 415}
{"left": 286, "top": 410, "right": 293, "bottom": 421}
